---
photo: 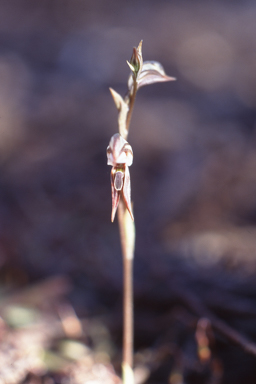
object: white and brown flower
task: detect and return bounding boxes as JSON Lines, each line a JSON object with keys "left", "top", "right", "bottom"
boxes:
{"left": 107, "top": 133, "right": 134, "bottom": 222}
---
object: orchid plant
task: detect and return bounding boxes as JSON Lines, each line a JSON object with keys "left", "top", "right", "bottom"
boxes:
{"left": 107, "top": 41, "right": 175, "bottom": 384}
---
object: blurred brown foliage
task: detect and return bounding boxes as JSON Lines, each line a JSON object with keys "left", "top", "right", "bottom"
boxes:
{"left": 0, "top": 1, "right": 256, "bottom": 383}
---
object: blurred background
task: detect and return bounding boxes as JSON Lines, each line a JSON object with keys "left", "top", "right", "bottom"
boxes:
{"left": 1, "top": 1, "right": 256, "bottom": 383}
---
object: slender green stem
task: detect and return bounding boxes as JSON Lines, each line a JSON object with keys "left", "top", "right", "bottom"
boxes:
{"left": 118, "top": 68, "right": 137, "bottom": 384}
{"left": 125, "top": 76, "right": 137, "bottom": 138}
{"left": 123, "top": 253, "right": 133, "bottom": 367}
{"left": 118, "top": 200, "right": 135, "bottom": 383}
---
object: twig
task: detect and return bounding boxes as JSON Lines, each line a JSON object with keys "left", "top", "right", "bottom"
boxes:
{"left": 175, "top": 285, "right": 256, "bottom": 357}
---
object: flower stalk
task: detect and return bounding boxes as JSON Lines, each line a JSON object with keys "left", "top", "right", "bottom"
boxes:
{"left": 107, "top": 41, "right": 175, "bottom": 383}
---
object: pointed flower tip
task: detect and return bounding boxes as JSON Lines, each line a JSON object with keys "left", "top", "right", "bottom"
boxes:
{"left": 166, "top": 76, "right": 177, "bottom": 82}
{"left": 127, "top": 205, "right": 134, "bottom": 221}
{"left": 137, "top": 40, "right": 143, "bottom": 53}
{"left": 111, "top": 198, "right": 119, "bottom": 222}
{"left": 109, "top": 87, "right": 122, "bottom": 100}
{"left": 109, "top": 87, "right": 125, "bottom": 108}
{"left": 109, "top": 87, "right": 116, "bottom": 100}
{"left": 126, "top": 60, "right": 135, "bottom": 72}
{"left": 110, "top": 211, "right": 115, "bottom": 223}
{"left": 109, "top": 87, "right": 114, "bottom": 100}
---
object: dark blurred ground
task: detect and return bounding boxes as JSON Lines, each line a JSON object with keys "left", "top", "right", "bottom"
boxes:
{"left": 0, "top": 1, "right": 256, "bottom": 383}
